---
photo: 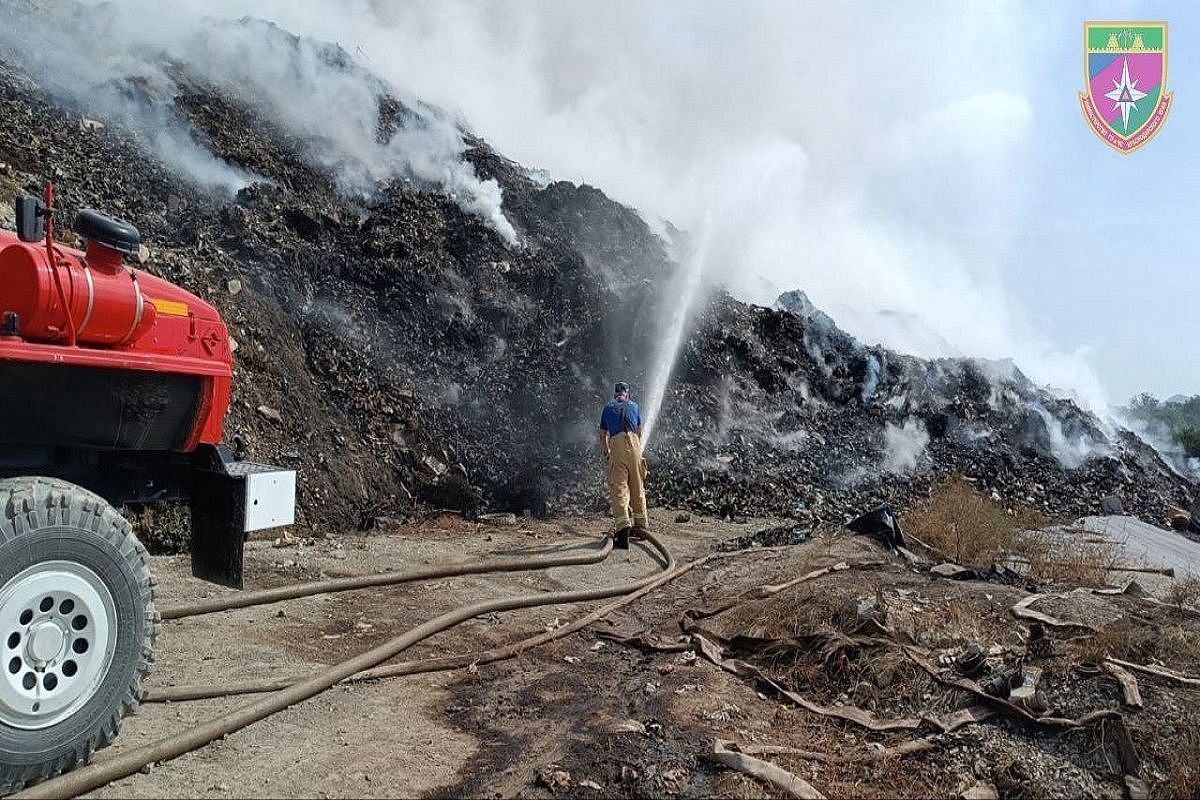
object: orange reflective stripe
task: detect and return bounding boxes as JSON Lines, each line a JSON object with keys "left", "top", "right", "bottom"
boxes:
{"left": 150, "top": 298, "right": 190, "bottom": 317}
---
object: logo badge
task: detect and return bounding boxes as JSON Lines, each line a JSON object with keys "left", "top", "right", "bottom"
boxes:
{"left": 1079, "top": 22, "right": 1172, "bottom": 154}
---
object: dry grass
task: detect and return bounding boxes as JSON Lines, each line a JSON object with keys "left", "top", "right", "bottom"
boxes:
{"left": 1156, "top": 623, "right": 1200, "bottom": 666}
{"left": 1165, "top": 574, "right": 1200, "bottom": 612}
{"left": 1073, "top": 619, "right": 1200, "bottom": 669}
{"left": 800, "top": 739, "right": 943, "bottom": 800}
{"left": 1159, "top": 728, "right": 1200, "bottom": 800}
{"left": 902, "top": 476, "right": 1117, "bottom": 585}
{"left": 1019, "top": 530, "right": 1119, "bottom": 587}
{"left": 718, "top": 584, "right": 843, "bottom": 641}
{"left": 1072, "top": 619, "right": 1156, "bottom": 663}
{"left": 902, "top": 477, "right": 1045, "bottom": 567}
{"left": 907, "top": 599, "right": 991, "bottom": 649}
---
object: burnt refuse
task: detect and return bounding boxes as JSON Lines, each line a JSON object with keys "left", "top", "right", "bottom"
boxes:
{"left": 0, "top": 14, "right": 1193, "bottom": 535}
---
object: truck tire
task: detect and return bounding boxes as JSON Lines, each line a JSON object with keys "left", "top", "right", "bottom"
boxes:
{"left": 0, "top": 477, "right": 158, "bottom": 793}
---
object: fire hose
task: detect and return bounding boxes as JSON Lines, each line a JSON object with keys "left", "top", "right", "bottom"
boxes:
{"left": 159, "top": 535, "right": 618, "bottom": 620}
{"left": 146, "top": 544, "right": 708, "bottom": 703}
{"left": 16, "top": 533, "right": 681, "bottom": 798}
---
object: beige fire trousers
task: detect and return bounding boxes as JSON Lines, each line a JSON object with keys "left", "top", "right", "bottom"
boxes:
{"left": 607, "top": 432, "right": 648, "bottom": 532}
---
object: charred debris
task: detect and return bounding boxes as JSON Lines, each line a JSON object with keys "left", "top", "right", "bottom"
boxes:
{"left": 0, "top": 19, "right": 1193, "bottom": 536}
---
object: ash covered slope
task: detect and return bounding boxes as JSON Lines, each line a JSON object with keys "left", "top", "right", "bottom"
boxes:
{"left": 0, "top": 9, "right": 1193, "bottom": 532}
{"left": 0, "top": 9, "right": 670, "bottom": 530}
{"left": 652, "top": 290, "right": 1195, "bottom": 524}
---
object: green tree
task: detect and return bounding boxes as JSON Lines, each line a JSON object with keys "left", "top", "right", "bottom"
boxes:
{"left": 1123, "top": 393, "right": 1200, "bottom": 456}
{"left": 1175, "top": 425, "right": 1200, "bottom": 458}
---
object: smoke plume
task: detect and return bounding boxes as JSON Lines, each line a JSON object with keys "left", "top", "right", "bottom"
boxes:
{"left": 882, "top": 419, "right": 929, "bottom": 474}
{"left": 1, "top": 1, "right": 1121, "bottom": 410}
{"left": 1027, "top": 402, "right": 1108, "bottom": 469}
{"left": 0, "top": 0, "right": 518, "bottom": 243}
{"left": 208, "top": 1, "right": 1107, "bottom": 409}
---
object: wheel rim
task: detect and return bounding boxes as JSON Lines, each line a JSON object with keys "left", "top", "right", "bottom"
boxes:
{"left": 0, "top": 561, "right": 117, "bottom": 730}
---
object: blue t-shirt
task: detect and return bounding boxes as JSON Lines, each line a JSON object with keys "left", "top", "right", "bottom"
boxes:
{"left": 599, "top": 399, "right": 642, "bottom": 436}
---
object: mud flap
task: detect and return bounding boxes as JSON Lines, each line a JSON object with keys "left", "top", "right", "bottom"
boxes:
{"left": 187, "top": 445, "right": 296, "bottom": 589}
{"left": 189, "top": 446, "right": 248, "bottom": 589}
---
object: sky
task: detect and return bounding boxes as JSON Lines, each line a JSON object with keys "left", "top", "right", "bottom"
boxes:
{"left": 71, "top": 1, "right": 1200, "bottom": 406}
{"left": 1008, "top": 3, "right": 1198, "bottom": 403}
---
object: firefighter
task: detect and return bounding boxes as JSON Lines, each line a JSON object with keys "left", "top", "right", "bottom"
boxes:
{"left": 598, "top": 381, "right": 648, "bottom": 549}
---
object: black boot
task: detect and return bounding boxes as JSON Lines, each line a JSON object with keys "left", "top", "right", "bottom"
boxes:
{"left": 614, "top": 527, "right": 631, "bottom": 550}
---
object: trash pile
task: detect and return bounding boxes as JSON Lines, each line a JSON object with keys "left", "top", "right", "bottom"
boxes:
{"left": 619, "top": 553, "right": 1200, "bottom": 798}
{"left": 446, "top": 530, "right": 1200, "bottom": 799}
{"left": 648, "top": 292, "right": 1196, "bottom": 526}
{"left": 0, "top": 10, "right": 1195, "bottom": 534}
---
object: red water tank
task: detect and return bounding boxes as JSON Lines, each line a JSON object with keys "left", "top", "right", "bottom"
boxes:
{"left": 0, "top": 236, "right": 157, "bottom": 346}
{"left": 0, "top": 203, "right": 234, "bottom": 450}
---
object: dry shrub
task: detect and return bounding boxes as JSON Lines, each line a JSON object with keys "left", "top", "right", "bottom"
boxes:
{"left": 718, "top": 584, "right": 842, "bottom": 641}
{"left": 124, "top": 501, "right": 191, "bottom": 554}
{"left": 903, "top": 477, "right": 1117, "bottom": 585}
{"left": 1160, "top": 728, "right": 1200, "bottom": 800}
{"left": 717, "top": 588, "right": 841, "bottom": 688}
{"left": 1165, "top": 574, "right": 1200, "bottom": 612}
{"left": 1073, "top": 619, "right": 1156, "bottom": 663}
{"left": 1019, "top": 530, "right": 1119, "bottom": 587}
{"left": 902, "top": 477, "right": 1046, "bottom": 567}
{"left": 712, "top": 583, "right": 925, "bottom": 696}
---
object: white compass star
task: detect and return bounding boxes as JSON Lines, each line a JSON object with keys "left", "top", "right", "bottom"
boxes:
{"left": 1103, "top": 57, "right": 1148, "bottom": 133}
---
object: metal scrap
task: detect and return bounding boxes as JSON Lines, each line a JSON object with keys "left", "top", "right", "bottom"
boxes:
{"left": 904, "top": 649, "right": 1123, "bottom": 731}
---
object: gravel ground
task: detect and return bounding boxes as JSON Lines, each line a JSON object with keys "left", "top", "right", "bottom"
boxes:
{"left": 83, "top": 510, "right": 765, "bottom": 798}
{"left": 70, "top": 510, "right": 1200, "bottom": 798}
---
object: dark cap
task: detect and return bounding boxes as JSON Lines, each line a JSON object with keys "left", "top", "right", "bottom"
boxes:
{"left": 614, "top": 381, "right": 629, "bottom": 395}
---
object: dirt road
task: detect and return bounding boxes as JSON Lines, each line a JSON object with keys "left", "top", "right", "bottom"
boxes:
{"left": 84, "top": 512, "right": 780, "bottom": 798}
{"left": 78, "top": 511, "right": 1200, "bottom": 799}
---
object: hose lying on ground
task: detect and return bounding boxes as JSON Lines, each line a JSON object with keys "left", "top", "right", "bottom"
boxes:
{"left": 16, "top": 534, "right": 675, "bottom": 799}
{"left": 160, "top": 536, "right": 615, "bottom": 620}
{"left": 146, "top": 542, "right": 707, "bottom": 703}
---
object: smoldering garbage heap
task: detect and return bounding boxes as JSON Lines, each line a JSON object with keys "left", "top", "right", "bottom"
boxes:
{"left": 651, "top": 291, "right": 1196, "bottom": 527}
{"left": 0, "top": 18, "right": 1193, "bottom": 536}
{"left": 0, "top": 20, "right": 674, "bottom": 533}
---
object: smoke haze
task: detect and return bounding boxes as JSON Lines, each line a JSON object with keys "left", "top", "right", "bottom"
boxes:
{"left": 0, "top": 0, "right": 518, "bottom": 242}
{"left": 4, "top": 0, "right": 1176, "bottom": 410}
{"left": 195, "top": 0, "right": 1116, "bottom": 408}
{"left": 882, "top": 419, "right": 930, "bottom": 474}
